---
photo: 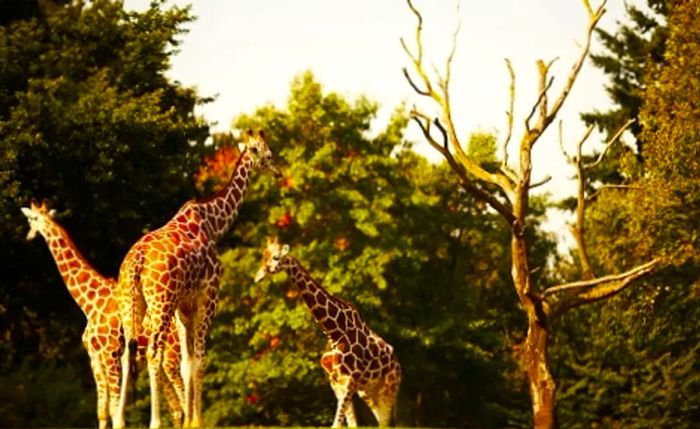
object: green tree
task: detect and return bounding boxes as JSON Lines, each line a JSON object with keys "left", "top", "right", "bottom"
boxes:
{"left": 0, "top": 1, "right": 208, "bottom": 426}
{"left": 553, "top": 1, "right": 700, "bottom": 427}
{"left": 203, "top": 72, "right": 535, "bottom": 428}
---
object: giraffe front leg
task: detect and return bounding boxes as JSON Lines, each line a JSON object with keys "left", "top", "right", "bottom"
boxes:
{"left": 86, "top": 345, "right": 109, "bottom": 429}
{"left": 115, "top": 342, "right": 131, "bottom": 429}
{"left": 332, "top": 378, "right": 357, "bottom": 428}
{"left": 330, "top": 379, "right": 357, "bottom": 428}
{"left": 190, "top": 286, "right": 218, "bottom": 428}
{"left": 187, "top": 259, "right": 220, "bottom": 428}
{"left": 344, "top": 399, "right": 358, "bottom": 427}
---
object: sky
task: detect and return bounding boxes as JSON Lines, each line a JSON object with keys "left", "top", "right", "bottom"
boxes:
{"left": 123, "top": 0, "right": 640, "bottom": 247}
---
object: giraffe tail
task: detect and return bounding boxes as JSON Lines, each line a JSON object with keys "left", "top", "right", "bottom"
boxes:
{"left": 119, "top": 245, "right": 146, "bottom": 391}
{"left": 128, "top": 339, "right": 138, "bottom": 390}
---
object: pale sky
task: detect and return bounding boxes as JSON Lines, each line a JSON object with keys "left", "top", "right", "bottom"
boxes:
{"left": 123, "top": 0, "right": 639, "bottom": 247}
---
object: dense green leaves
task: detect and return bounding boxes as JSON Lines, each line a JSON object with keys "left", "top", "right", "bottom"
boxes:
{"left": 553, "top": 1, "right": 700, "bottom": 427}
{"left": 0, "top": 1, "right": 207, "bottom": 426}
{"left": 203, "top": 73, "right": 531, "bottom": 428}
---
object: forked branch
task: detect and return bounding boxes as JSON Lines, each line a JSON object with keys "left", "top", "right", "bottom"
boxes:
{"left": 402, "top": 0, "right": 516, "bottom": 204}
{"left": 410, "top": 108, "right": 516, "bottom": 223}
{"left": 545, "top": 259, "right": 659, "bottom": 315}
{"left": 564, "top": 118, "right": 635, "bottom": 278}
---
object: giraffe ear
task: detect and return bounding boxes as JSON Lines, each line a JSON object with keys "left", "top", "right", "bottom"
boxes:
{"left": 257, "top": 130, "right": 265, "bottom": 140}
{"left": 281, "top": 244, "right": 290, "bottom": 256}
{"left": 238, "top": 141, "right": 246, "bottom": 152}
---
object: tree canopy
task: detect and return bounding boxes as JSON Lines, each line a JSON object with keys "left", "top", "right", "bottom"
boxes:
{"left": 0, "top": 1, "right": 208, "bottom": 425}
{"left": 201, "top": 72, "right": 540, "bottom": 428}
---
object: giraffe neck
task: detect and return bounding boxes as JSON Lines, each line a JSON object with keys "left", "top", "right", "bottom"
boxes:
{"left": 194, "top": 150, "right": 255, "bottom": 241}
{"left": 38, "top": 219, "right": 109, "bottom": 317}
{"left": 281, "top": 256, "right": 353, "bottom": 341}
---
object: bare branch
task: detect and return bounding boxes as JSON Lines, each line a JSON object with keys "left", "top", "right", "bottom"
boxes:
{"left": 402, "top": 0, "right": 517, "bottom": 203}
{"left": 501, "top": 58, "right": 516, "bottom": 169}
{"left": 543, "top": 0, "right": 607, "bottom": 130}
{"left": 403, "top": 0, "right": 423, "bottom": 62}
{"left": 445, "top": 1, "right": 461, "bottom": 88}
{"left": 529, "top": 175, "right": 552, "bottom": 189}
{"left": 558, "top": 120, "right": 573, "bottom": 162}
{"left": 525, "top": 76, "right": 554, "bottom": 132}
{"left": 585, "top": 118, "right": 635, "bottom": 169}
{"left": 410, "top": 110, "right": 516, "bottom": 223}
{"left": 544, "top": 259, "right": 658, "bottom": 297}
{"left": 401, "top": 0, "right": 440, "bottom": 102}
{"left": 537, "top": 60, "right": 549, "bottom": 121}
{"left": 586, "top": 184, "right": 644, "bottom": 202}
{"left": 402, "top": 67, "right": 430, "bottom": 96}
{"left": 547, "top": 259, "right": 659, "bottom": 315}
{"left": 433, "top": 118, "right": 449, "bottom": 152}
{"left": 411, "top": 109, "right": 445, "bottom": 155}
{"left": 575, "top": 125, "right": 595, "bottom": 159}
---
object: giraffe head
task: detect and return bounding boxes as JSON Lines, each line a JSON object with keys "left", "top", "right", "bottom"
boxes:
{"left": 21, "top": 201, "right": 56, "bottom": 240}
{"left": 240, "top": 130, "right": 279, "bottom": 176}
{"left": 254, "top": 237, "right": 290, "bottom": 282}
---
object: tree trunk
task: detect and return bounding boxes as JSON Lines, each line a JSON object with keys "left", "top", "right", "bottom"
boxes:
{"left": 524, "top": 318, "right": 557, "bottom": 429}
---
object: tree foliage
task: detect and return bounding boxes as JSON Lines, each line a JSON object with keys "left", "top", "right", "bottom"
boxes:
{"left": 0, "top": 1, "right": 208, "bottom": 425}
{"left": 203, "top": 72, "right": 539, "bottom": 428}
{"left": 553, "top": 1, "right": 700, "bottom": 426}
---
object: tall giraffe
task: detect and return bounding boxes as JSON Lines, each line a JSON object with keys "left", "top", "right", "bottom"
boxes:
{"left": 116, "top": 131, "right": 277, "bottom": 428}
{"left": 254, "top": 238, "right": 401, "bottom": 427}
{"left": 21, "top": 201, "right": 184, "bottom": 428}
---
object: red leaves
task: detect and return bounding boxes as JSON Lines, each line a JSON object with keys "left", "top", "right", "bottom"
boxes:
{"left": 245, "top": 392, "right": 260, "bottom": 405}
{"left": 195, "top": 144, "right": 242, "bottom": 192}
{"left": 276, "top": 212, "right": 292, "bottom": 229}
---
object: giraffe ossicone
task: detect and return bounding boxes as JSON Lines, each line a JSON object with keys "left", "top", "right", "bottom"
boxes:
{"left": 255, "top": 237, "right": 402, "bottom": 428}
{"left": 21, "top": 201, "right": 184, "bottom": 429}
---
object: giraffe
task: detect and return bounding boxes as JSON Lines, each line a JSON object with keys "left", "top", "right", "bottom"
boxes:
{"left": 254, "top": 238, "right": 402, "bottom": 427}
{"left": 21, "top": 201, "right": 185, "bottom": 428}
{"left": 116, "top": 130, "right": 277, "bottom": 428}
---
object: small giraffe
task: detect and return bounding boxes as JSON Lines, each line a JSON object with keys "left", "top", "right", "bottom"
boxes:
{"left": 116, "top": 130, "right": 277, "bottom": 428}
{"left": 254, "top": 238, "right": 401, "bottom": 427}
{"left": 22, "top": 201, "right": 185, "bottom": 428}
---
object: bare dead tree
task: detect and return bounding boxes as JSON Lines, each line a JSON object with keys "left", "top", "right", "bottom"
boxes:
{"left": 401, "top": 1, "right": 659, "bottom": 428}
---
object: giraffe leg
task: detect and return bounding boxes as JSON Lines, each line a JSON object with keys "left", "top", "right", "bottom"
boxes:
{"left": 368, "top": 364, "right": 401, "bottom": 427}
{"left": 105, "top": 343, "right": 124, "bottom": 429}
{"left": 188, "top": 259, "right": 220, "bottom": 428}
{"left": 161, "top": 369, "right": 184, "bottom": 428}
{"left": 176, "top": 310, "right": 194, "bottom": 427}
{"left": 115, "top": 344, "right": 131, "bottom": 429}
{"left": 345, "top": 398, "right": 358, "bottom": 427}
{"left": 86, "top": 342, "right": 109, "bottom": 429}
{"left": 367, "top": 396, "right": 393, "bottom": 427}
{"left": 146, "top": 301, "right": 178, "bottom": 429}
{"left": 115, "top": 250, "right": 146, "bottom": 429}
{"left": 331, "top": 380, "right": 357, "bottom": 427}
{"left": 162, "top": 325, "right": 185, "bottom": 428}
{"left": 332, "top": 378, "right": 357, "bottom": 428}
